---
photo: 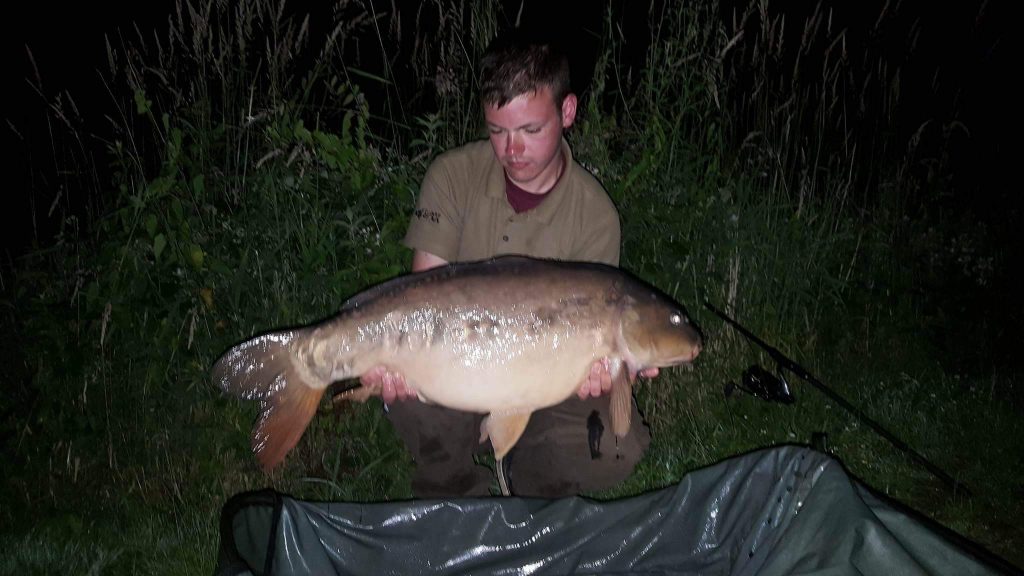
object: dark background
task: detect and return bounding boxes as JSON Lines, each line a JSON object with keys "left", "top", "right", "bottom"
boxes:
{"left": 4, "top": 1, "right": 1016, "bottom": 374}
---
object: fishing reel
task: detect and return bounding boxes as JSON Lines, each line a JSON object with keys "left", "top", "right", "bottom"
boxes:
{"left": 724, "top": 364, "right": 796, "bottom": 404}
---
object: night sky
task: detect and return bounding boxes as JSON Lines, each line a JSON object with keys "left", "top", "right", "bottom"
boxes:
{"left": 4, "top": 1, "right": 1016, "bottom": 367}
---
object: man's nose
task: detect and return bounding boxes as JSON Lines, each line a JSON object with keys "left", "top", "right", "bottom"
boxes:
{"left": 505, "top": 133, "right": 524, "bottom": 156}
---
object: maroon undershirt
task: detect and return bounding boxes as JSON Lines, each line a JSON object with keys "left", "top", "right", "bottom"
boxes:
{"left": 505, "top": 154, "right": 566, "bottom": 213}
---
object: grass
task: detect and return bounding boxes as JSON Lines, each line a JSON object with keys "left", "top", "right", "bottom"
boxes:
{"left": 2, "top": 0, "right": 1019, "bottom": 573}
{"left": 0, "top": 505, "right": 218, "bottom": 575}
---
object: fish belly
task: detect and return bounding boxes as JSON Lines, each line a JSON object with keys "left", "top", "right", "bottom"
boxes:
{"left": 390, "top": 336, "right": 607, "bottom": 413}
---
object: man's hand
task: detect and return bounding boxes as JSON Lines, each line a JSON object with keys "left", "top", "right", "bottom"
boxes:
{"left": 361, "top": 366, "right": 417, "bottom": 404}
{"left": 359, "top": 251, "right": 446, "bottom": 405}
{"left": 577, "top": 359, "right": 659, "bottom": 399}
{"left": 577, "top": 358, "right": 613, "bottom": 399}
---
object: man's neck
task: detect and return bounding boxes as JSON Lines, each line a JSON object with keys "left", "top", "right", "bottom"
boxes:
{"left": 505, "top": 152, "right": 566, "bottom": 213}
{"left": 510, "top": 152, "right": 565, "bottom": 196}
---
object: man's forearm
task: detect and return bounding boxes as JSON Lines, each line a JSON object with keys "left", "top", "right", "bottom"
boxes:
{"left": 412, "top": 249, "right": 448, "bottom": 272}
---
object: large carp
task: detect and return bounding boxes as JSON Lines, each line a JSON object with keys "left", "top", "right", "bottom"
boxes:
{"left": 213, "top": 256, "right": 702, "bottom": 471}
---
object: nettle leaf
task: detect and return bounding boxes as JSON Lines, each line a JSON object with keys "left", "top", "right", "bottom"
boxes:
{"left": 133, "top": 88, "right": 151, "bottom": 115}
{"left": 294, "top": 120, "right": 312, "bottom": 142}
{"left": 167, "top": 128, "right": 184, "bottom": 166}
{"left": 189, "top": 244, "right": 205, "bottom": 269}
{"left": 192, "top": 174, "right": 205, "bottom": 197}
{"left": 144, "top": 213, "right": 158, "bottom": 238}
{"left": 171, "top": 198, "right": 184, "bottom": 223}
{"left": 205, "top": 254, "right": 231, "bottom": 276}
{"left": 154, "top": 234, "right": 167, "bottom": 260}
{"left": 147, "top": 176, "right": 176, "bottom": 201}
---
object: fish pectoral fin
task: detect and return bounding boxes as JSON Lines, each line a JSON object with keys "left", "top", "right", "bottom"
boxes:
{"left": 480, "top": 411, "right": 533, "bottom": 461}
{"left": 610, "top": 367, "right": 633, "bottom": 438}
{"left": 333, "top": 385, "right": 377, "bottom": 404}
{"left": 331, "top": 383, "right": 433, "bottom": 406}
{"left": 253, "top": 375, "right": 325, "bottom": 471}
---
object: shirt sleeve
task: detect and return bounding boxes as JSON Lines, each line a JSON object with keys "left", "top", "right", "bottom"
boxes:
{"left": 573, "top": 196, "right": 621, "bottom": 267}
{"left": 402, "top": 155, "right": 463, "bottom": 262}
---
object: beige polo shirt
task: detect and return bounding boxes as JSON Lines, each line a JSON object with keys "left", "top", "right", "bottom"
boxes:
{"left": 403, "top": 139, "right": 620, "bottom": 266}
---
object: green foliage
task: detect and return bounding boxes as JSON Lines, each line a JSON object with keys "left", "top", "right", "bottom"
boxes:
{"left": 3, "top": 0, "right": 417, "bottom": 566}
{"left": 3, "top": 0, "right": 1019, "bottom": 572}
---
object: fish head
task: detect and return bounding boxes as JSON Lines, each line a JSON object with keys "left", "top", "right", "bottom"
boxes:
{"left": 620, "top": 290, "right": 702, "bottom": 369}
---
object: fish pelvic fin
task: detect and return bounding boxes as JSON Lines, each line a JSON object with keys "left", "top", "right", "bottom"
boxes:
{"left": 481, "top": 411, "right": 533, "bottom": 461}
{"left": 610, "top": 366, "right": 633, "bottom": 438}
{"left": 212, "top": 330, "right": 327, "bottom": 471}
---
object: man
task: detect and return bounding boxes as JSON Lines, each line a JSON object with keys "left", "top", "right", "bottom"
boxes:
{"left": 364, "top": 31, "right": 657, "bottom": 497}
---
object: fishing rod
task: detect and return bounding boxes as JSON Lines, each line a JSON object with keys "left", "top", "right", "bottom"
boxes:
{"left": 704, "top": 301, "right": 971, "bottom": 497}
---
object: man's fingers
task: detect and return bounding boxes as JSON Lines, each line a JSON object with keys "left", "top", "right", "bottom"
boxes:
{"left": 360, "top": 365, "right": 384, "bottom": 386}
{"left": 599, "top": 366, "right": 612, "bottom": 394}
{"left": 395, "top": 373, "right": 411, "bottom": 401}
{"left": 576, "top": 360, "right": 658, "bottom": 400}
{"left": 577, "top": 364, "right": 597, "bottom": 399}
{"left": 381, "top": 371, "right": 396, "bottom": 404}
{"left": 596, "top": 358, "right": 612, "bottom": 396}
{"left": 640, "top": 367, "right": 660, "bottom": 379}
{"left": 577, "top": 359, "right": 612, "bottom": 399}
{"left": 577, "top": 377, "right": 592, "bottom": 399}
{"left": 363, "top": 366, "right": 417, "bottom": 403}
{"left": 593, "top": 362, "right": 606, "bottom": 397}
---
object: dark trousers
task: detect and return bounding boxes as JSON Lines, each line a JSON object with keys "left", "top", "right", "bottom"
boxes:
{"left": 386, "top": 396, "right": 650, "bottom": 498}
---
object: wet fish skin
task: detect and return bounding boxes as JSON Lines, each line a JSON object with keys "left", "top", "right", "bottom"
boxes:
{"left": 213, "top": 256, "right": 702, "bottom": 471}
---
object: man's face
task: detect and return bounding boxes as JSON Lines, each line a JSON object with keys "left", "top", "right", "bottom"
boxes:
{"left": 484, "top": 86, "right": 577, "bottom": 194}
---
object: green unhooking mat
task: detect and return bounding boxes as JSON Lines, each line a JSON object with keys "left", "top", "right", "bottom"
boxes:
{"left": 215, "top": 446, "right": 1014, "bottom": 575}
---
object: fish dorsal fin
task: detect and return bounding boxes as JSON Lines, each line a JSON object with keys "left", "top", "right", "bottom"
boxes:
{"left": 339, "top": 259, "right": 484, "bottom": 312}
{"left": 339, "top": 273, "right": 419, "bottom": 312}
{"left": 610, "top": 366, "right": 633, "bottom": 437}
{"left": 339, "top": 256, "right": 556, "bottom": 312}
{"left": 480, "top": 411, "right": 533, "bottom": 461}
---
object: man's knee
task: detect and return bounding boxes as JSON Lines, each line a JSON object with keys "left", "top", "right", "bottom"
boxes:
{"left": 506, "top": 404, "right": 651, "bottom": 497}
{"left": 386, "top": 402, "right": 493, "bottom": 497}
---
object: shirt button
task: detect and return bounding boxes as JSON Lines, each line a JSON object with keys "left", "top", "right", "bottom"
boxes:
{"left": 502, "top": 235, "right": 509, "bottom": 241}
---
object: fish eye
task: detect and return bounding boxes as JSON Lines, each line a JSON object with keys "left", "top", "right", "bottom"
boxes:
{"left": 669, "top": 313, "right": 682, "bottom": 325}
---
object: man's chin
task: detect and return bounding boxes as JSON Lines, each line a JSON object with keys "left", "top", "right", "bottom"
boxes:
{"left": 505, "top": 169, "right": 538, "bottom": 185}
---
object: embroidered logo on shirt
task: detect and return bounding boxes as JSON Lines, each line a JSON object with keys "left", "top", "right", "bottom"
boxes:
{"left": 414, "top": 208, "right": 441, "bottom": 223}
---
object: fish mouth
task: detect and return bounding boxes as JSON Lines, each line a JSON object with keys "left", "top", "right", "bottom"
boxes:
{"left": 630, "top": 349, "right": 699, "bottom": 379}
{"left": 660, "top": 344, "right": 702, "bottom": 366}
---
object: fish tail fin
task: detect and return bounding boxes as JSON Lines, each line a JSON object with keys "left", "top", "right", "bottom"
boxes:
{"left": 212, "top": 330, "right": 327, "bottom": 471}
{"left": 251, "top": 375, "right": 324, "bottom": 470}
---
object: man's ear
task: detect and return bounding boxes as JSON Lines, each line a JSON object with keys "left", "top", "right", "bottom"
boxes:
{"left": 560, "top": 93, "right": 578, "bottom": 128}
